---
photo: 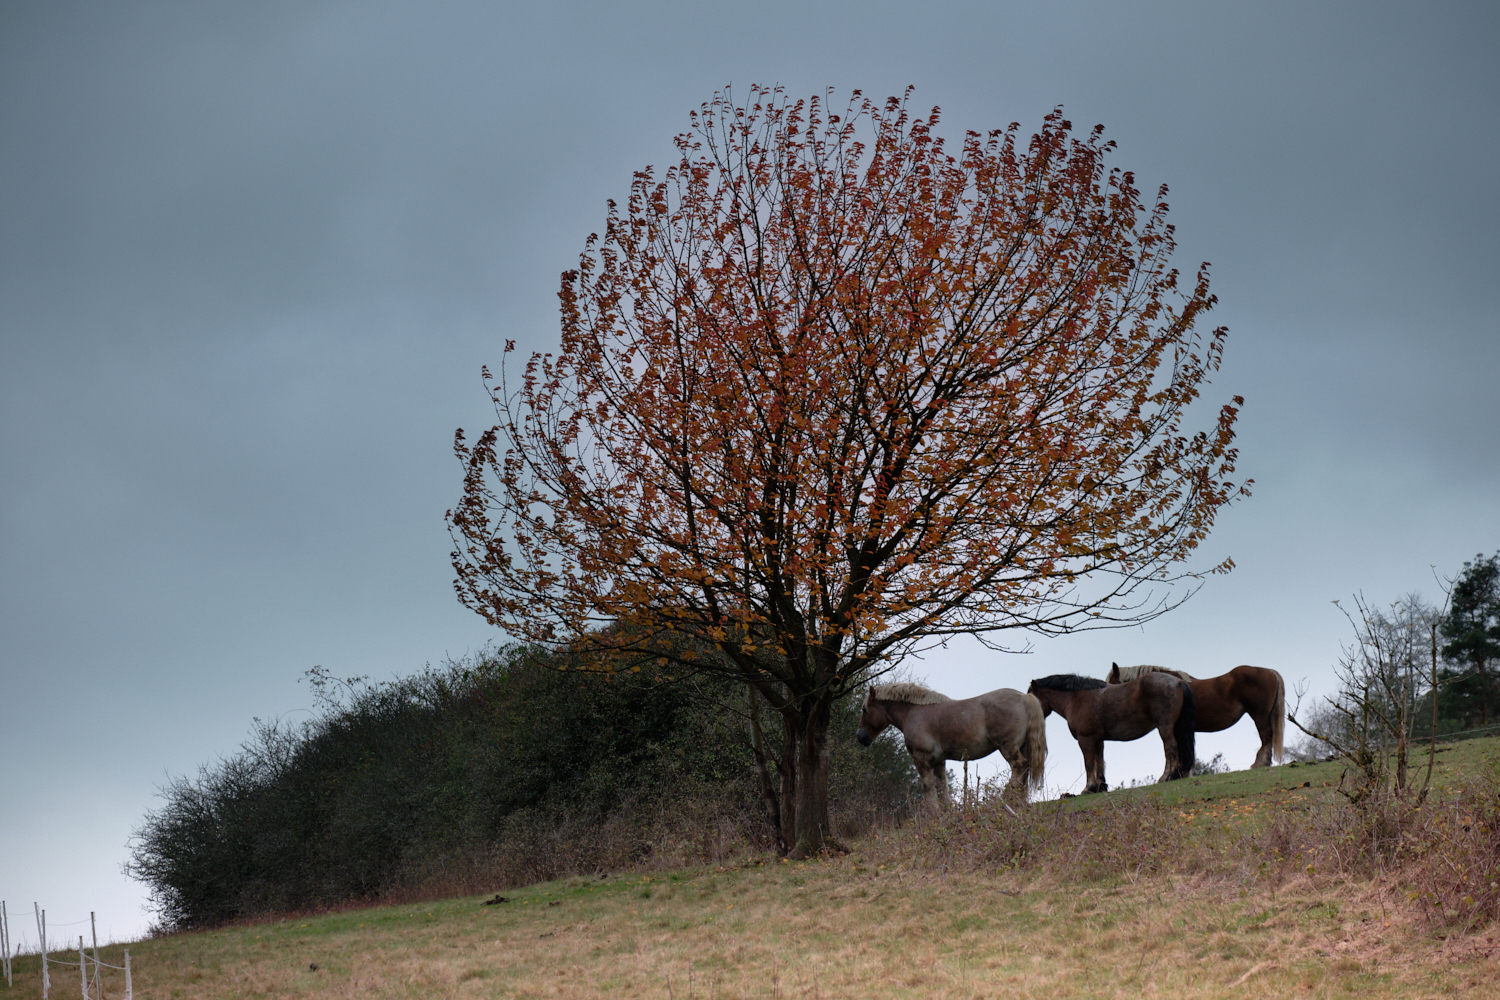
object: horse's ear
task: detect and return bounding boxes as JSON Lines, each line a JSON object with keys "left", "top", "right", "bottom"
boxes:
{"left": 1112, "top": 662, "right": 1119, "bottom": 670}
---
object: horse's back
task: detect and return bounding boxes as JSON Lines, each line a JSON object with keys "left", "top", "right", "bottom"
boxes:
{"left": 929, "top": 688, "right": 1032, "bottom": 760}
{"left": 1227, "top": 665, "right": 1285, "bottom": 724}
{"left": 1210, "top": 664, "right": 1282, "bottom": 712}
{"left": 974, "top": 685, "right": 1029, "bottom": 710}
{"left": 976, "top": 686, "right": 1033, "bottom": 733}
{"left": 1112, "top": 663, "right": 1196, "bottom": 683}
{"left": 1097, "top": 672, "right": 1190, "bottom": 741}
{"left": 1227, "top": 664, "right": 1282, "bottom": 688}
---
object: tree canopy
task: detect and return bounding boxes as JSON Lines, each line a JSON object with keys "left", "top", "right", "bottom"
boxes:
{"left": 449, "top": 86, "right": 1249, "bottom": 853}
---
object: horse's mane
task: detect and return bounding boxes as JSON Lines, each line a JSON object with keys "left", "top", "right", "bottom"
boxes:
{"left": 1113, "top": 664, "right": 1197, "bottom": 683}
{"left": 1029, "top": 673, "right": 1107, "bottom": 692}
{"left": 869, "top": 682, "right": 953, "bottom": 705}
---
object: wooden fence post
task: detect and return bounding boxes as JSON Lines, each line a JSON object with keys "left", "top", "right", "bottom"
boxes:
{"left": 78, "top": 936, "right": 87, "bottom": 1000}
{"left": 1, "top": 899, "right": 11, "bottom": 987}
{"left": 90, "top": 912, "right": 99, "bottom": 996}
{"left": 35, "top": 904, "right": 49, "bottom": 1000}
{"left": 124, "top": 950, "right": 132, "bottom": 1000}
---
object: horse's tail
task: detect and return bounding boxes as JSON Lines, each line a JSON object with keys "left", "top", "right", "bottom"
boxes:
{"left": 1272, "top": 670, "right": 1286, "bottom": 764}
{"left": 1174, "top": 681, "right": 1197, "bottom": 780}
{"left": 1022, "top": 692, "right": 1047, "bottom": 793}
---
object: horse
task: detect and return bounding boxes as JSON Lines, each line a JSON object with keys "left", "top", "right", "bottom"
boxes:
{"left": 1107, "top": 663, "right": 1285, "bottom": 768}
{"left": 856, "top": 682, "right": 1047, "bottom": 810}
{"left": 1026, "top": 672, "right": 1195, "bottom": 794}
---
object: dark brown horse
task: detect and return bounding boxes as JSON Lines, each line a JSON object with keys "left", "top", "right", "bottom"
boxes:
{"left": 1107, "top": 663, "right": 1285, "bottom": 768}
{"left": 1027, "top": 673, "right": 1195, "bottom": 794}
{"left": 856, "top": 682, "right": 1047, "bottom": 809}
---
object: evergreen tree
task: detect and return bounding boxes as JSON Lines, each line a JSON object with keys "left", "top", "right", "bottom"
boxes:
{"left": 1439, "top": 553, "right": 1500, "bottom": 727}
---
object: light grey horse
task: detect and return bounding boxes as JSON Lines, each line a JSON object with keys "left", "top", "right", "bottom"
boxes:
{"left": 856, "top": 682, "right": 1047, "bottom": 809}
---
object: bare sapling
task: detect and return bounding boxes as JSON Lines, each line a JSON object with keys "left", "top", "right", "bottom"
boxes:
{"left": 1288, "top": 593, "right": 1447, "bottom": 806}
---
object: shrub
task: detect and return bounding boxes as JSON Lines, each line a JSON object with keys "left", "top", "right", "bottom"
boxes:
{"left": 128, "top": 647, "right": 917, "bottom": 930}
{"left": 1403, "top": 754, "right": 1500, "bottom": 931}
{"left": 865, "top": 749, "right": 1500, "bottom": 932}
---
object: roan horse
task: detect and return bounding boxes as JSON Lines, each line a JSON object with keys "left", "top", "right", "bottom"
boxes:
{"left": 1026, "top": 673, "right": 1195, "bottom": 794}
{"left": 856, "top": 683, "right": 1047, "bottom": 810}
{"left": 1107, "top": 663, "right": 1286, "bottom": 768}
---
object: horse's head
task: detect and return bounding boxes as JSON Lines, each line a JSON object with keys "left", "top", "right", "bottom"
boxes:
{"left": 855, "top": 688, "right": 890, "bottom": 746}
{"left": 1025, "top": 680, "right": 1052, "bottom": 717}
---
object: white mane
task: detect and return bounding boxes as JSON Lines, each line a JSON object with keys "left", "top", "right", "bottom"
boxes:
{"left": 867, "top": 682, "right": 953, "bottom": 706}
{"left": 1114, "top": 664, "right": 1197, "bottom": 683}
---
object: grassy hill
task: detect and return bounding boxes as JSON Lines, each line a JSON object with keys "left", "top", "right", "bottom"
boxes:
{"left": 16, "top": 737, "right": 1500, "bottom": 998}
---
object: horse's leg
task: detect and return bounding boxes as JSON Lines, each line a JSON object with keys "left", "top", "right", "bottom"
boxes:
{"left": 1158, "top": 722, "right": 1196, "bottom": 780}
{"left": 1081, "top": 737, "right": 1107, "bottom": 793}
{"left": 912, "top": 752, "right": 945, "bottom": 812}
{"left": 1157, "top": 723, "right": 1180, "bottom": 782}
{"left": 934, "top": 759, "right": 953, "bottom": 809}
{"left": 1250, "top": 702, "right": 1275, "bottom": 768}
{"left": 1000, "top": 745, "right": 1027, "bottom": 800}
{"left": 1158, "top": 681, "right": 1197, "bottom": 781}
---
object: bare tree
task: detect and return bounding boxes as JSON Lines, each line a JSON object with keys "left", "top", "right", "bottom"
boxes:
{"left": 1288, "top": 593, "right": 1444, "bottom": 802}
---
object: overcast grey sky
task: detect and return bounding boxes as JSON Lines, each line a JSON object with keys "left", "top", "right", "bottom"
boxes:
{"left": 2, "top": 1, "right": 1497, "bottom": 943}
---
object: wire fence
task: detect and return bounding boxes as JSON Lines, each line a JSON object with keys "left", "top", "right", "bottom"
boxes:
{"left": 1431, "top": 722, "right": 1500, "bottom": 742}
{"left": 1, "top": 903, "right": 132, "bottom": 1000}
{"left": 41, "top": 935, "right": 131, "bottom": 1000}
{"left": 1300, "top": 722, "right": 1500, "bottom": 761}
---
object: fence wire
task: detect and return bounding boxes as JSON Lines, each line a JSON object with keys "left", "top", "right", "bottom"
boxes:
{"left": 7, "top": 904, "right": 134, "bottom": 1000}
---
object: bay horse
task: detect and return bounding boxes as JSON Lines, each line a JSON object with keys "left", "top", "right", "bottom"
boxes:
{"left": 1026, "top": 673, "right": 1195, "bottom": 794}
{"left": 856, "top": 682, "right": 1047, "bottom": 810}
{"left": 1107, "top": 663, "right": 1285, "bottom": 768}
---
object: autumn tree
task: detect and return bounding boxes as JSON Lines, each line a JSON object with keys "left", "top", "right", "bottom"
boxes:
{"left": 449, "top": 87, "right": 1249, "bottom": 856}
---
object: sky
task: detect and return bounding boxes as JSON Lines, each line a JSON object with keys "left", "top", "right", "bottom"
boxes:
{"left": 2, "top": 0, "right": 1497, "bottom": 945}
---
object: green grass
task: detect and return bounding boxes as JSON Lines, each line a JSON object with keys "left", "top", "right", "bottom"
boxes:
{"left": 7, "top": 740, "right": 1497, "bottom": 998}
{"left": 1060, "top": 735, "right": 1499, "bottom": 827}
{"left": 44, "top": 857, "right": 1488, "bottom": 999}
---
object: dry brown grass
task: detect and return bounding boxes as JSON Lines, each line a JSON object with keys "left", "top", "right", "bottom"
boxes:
{"left": 14, "top": 858, "right": 1499, "bottom": 999}
{"left": 17, "top": 740, "right": 1493, "bottom": 997}
{"left": 874, "top": 736, "right": 1500, "bottom": 939}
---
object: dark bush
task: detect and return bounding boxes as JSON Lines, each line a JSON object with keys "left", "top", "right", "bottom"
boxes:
{"left": 128, "top": 647, "right": 917, "bottom": 930}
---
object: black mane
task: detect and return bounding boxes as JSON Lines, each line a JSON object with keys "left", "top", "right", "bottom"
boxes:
{"left": 1030, "top": 673, "right": 1107, "bottom": 692}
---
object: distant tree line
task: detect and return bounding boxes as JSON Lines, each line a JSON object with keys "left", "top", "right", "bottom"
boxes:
{"left": 128, "top": 646, "right": 916, "bottom": 931}
{"left": 1290, "top": 552, "right": 1500, "bottom": 779}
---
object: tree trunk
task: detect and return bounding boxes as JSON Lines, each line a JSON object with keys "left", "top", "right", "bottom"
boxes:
{"left": 1481, "top": 658, "right": 1491, "bottom": 726}
{"left": 746, "top": 686, "right": 786, "bottom": 853}
{"left": 789, "top": 695, "right": 835, "bottom": 859}
{"left": 778, "top": 711, "right": 798, "bottom": 853}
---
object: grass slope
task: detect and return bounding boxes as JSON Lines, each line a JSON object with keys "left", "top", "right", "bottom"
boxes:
{"left": 12, "top": 738, "right": 1499, "bottom": 999}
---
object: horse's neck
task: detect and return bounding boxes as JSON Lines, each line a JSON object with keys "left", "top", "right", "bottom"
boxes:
{"left": 1045, "top": 688, "right": 1089, "bottom": 721}
{"left": 881, "top": 699, "right": 920, "bottom": 732}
